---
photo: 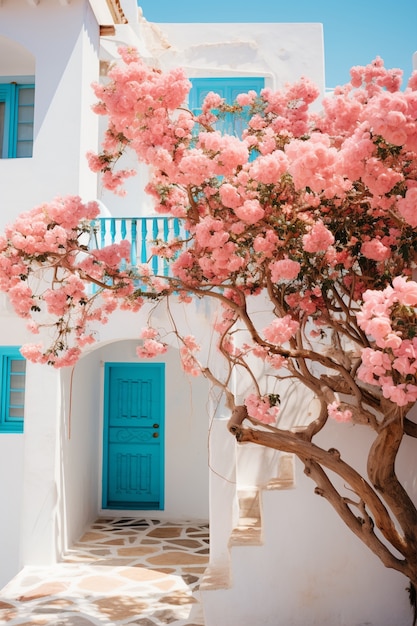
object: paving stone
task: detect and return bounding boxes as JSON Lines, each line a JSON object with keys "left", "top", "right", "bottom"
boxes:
{"left": 53, "top": 616, "right": 102, "bottom": 625}
{"left": 62, "top": 555, "right": 99, "bottom": 564}
{"left": 79, "top": 532, "right": 108, "bottom": 542}
{"left": 152, "top": 578, "right": 179, "bottom": 592}
{"left": 147, "top": 551, "right": 208, "bottom": 566}
{"left": 147, "top": 527, "right": 183, "bottom": 538}
{"left": 93, "top": 595, "right": 148, "bottom": 620}
{"left": 119, "top": 566, "right": 175, "bottom": 583}
{"left": 1, "top": 518, "right": 209, "bottom": 626}
{"left": 0, "top": 600, "right": 15, "bottom": 609}
{"left": 182, "top": 574, "right": 199, "bottom": 585}
{"left": 17, "top": 581, "right": 69, "bottom": 601}
{"left": 14, "top": 618, "right": 48, "bottom": 626}
{"left": 183, "top": 567, "right": 207, "bottom": 573}
{"left": 118, "top": 546, "right": 160, "bottom": 557}
{"left": 85, "top": 549, "right": 112, "bottom": 556}
{"left": 159, "top": 590, "right": 196, "bottom": 606}
{"left": 166, "top": 539, "right": 204, "bottom": 549}
{"left": 77, "top": 575, "right": 125, "bottom": 592}
{"left": 0, "top": 607, "right": 18, "bottom": 621}
{"left": 36, "top": 598, "right": 76, "bottom": 610}
{"left": 153, "top": 609, "right": 177, "bottom": 623}
{"left": 89, "top": 557, "right": 136, "bottom": 566}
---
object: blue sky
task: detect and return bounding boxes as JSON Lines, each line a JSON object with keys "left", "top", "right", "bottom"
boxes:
{"left": 137, "top": 0, "right": 416, "bottom": 89}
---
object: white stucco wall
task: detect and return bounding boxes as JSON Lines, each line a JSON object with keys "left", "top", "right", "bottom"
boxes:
{"left": 0, "top": 0, "right": 100, "bottom": 230}
{"left": 204, "top": 459, "right": 414, "bottom": 626}
{"left": 156, "top": 22, "right": 324, "bottom": 90}
{"left": 0, "top": 297, "right": 43, "bottom": 585}
{"left": 19, "top": 364, "right": 62, "bottom": 566}
{"left": 59, "top": 351, "right": 103, "bottom": 550}
{"left": 0, "top": 434, "right": 24, "bottom": 589}
{"left": 203, "top": 407, "right": 417, "bottom": 626}
{"left": 0, "top": 0, "right": 103, "bottom": 583}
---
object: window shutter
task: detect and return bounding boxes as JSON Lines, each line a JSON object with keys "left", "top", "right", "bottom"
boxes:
{"left": 0, "top": 83, "right": 34, "bottom": 159}
{"left": 0, "top": 347, "right": 26, "bottom": 433}
{"left": 189, "top": 77, "right": 265, "bottom": 137}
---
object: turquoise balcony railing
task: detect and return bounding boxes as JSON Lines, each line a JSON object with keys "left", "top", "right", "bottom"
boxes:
{"left": 90, "top": 216, "right": 187, "bottom": 277}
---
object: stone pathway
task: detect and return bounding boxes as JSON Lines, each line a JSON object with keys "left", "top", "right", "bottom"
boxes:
{"left": 0, "top": 518, "right": 209, "bottom": 625}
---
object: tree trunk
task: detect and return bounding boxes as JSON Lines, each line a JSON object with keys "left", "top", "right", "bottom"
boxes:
{"left": 228, "top": 406, "right": 417, "bottom": 604}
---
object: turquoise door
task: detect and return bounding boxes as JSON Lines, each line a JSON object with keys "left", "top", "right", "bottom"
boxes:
{"left": 102, "top": 363, "right": 165, "bottom": 510}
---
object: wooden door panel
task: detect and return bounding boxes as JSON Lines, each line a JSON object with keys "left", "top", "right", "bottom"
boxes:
{"left": 103, "top": 363, "right": 164, "bottom": 510}
{"left": 107, "top": 444, "right": 160, "bottom": 507}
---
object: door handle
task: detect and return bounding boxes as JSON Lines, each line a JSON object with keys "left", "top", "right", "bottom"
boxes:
{"left": 153, "top": 432, "right": 159, "bottom": 438}
{"left": 153, "top": 423, "right": 159, "bottom": 428}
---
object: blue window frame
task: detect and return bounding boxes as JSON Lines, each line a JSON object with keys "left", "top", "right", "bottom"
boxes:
{"left": 0, "top": 347, "right": 26, "bottom": 433}
{"left": 0, "top": 83, "right": 35, "bottom": 158}
{"left": 189, "top": 77, "right": 265, "bottom": 136}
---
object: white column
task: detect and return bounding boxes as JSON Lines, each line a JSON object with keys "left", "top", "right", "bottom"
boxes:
{"left": 20, "top": 363, "right": 63, "bottom": 566}
{"left": 208, "top": 412, "right": 237, "bottom": 567}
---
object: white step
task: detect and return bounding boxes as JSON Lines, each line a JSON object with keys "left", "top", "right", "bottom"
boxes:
{"left": 200, "top": 453, "right": 295, "bottom": 596}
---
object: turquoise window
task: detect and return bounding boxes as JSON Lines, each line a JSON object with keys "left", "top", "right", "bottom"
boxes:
{"left": 189, "top": 77, "right": 265, "bottom": 136}
{"left": 0, "top": 84, "right": 35, "bottom": 158}
{"left": 0, "top": 347, "right": 26, "bottom": 433}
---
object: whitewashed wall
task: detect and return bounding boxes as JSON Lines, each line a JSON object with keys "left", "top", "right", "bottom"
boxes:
{"left": 0, "top": 0, "right": 102, "bottom": 584}
{"left": 0, "top": 434, "right": 24, "bottom": 589}
{"left": 203, "top": 419, "right": 416, "bottom": 626}
{"left": 0, "top": 299, "right": 38, "bottom": 586}
{"left": 0, "top": 0, "right": 99, "bottom": 231}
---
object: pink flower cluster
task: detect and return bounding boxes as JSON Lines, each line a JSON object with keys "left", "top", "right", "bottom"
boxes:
{"left": 263, "top": 315, "right": 299, "bottom": 345}
{"left": 136, "top": 327, "right": 168, "bottom": 358}
{"left": 361, "top": 238, "right": 391, "bottom": 262}
{"left": 269, "top": 258, "right": 300, "bottom": 282}
{"left": 179, "top": 335, "right": 201, "bottom": 376}
{"left": 3, "top": 196, "right": 100, "bottom": 260}
{"left": 327, "top": 401, "right": 352, "bottom": 423}
{"left": 397, "top": 188, "right": 417, "bottom": 228}
{"left": 357, "top": 277, "right": 417, "bottom": 406}
{"left": 0, "top": 195, "right": 153, "bottom": 366}
{"left": 244, "top": 393, "right": 279, "bottom": 425}
{"left": 286, "top": 133, "right": 343, "bottom": 196}
{"left": 302, "top": 221, "right": 335, "bottom": 254}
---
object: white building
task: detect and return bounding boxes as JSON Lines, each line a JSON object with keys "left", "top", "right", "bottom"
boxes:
{"left": 0, "top": 1, "right": 415, "bottom": 624}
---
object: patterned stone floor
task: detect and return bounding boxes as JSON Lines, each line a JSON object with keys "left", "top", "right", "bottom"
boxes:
{"left": 0, "top": 518, "right": 209, "bottom": 626}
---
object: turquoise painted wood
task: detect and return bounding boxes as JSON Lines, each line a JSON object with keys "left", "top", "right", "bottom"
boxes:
{"left": 189, "top": 77, "right": 265, "bottom": 137}
{"left": 0, "top": 84, "right": 34, "bottom": 158}
{"left": 90, "top": 216, "right": 187, "bottom": 279}
{"left": 102, "top": 363, "right": 165, "bottom": 510}
{"left": 0, "top": 346, "right": 26, "bottom": 434}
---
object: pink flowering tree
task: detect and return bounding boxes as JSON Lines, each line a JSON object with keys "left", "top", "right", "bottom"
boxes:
{"left": 2, "top": 48, "right": 417, "bottom": 611}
